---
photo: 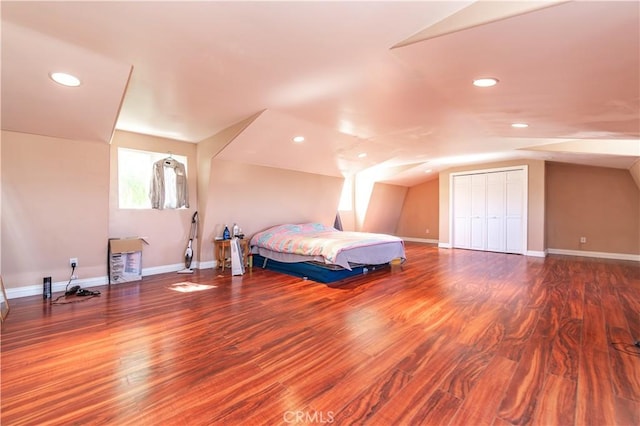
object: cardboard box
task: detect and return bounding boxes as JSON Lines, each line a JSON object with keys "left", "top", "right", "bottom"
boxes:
{"left": 108, "top": 237, "right": 147, "bottom": 284}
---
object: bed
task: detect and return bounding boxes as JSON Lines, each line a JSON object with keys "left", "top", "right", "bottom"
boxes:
{"left": 249, "top": 223, "right": 406, "bottom": 283}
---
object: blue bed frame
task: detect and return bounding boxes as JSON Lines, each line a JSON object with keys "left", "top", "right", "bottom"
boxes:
{"left": 252, "top": 254, "right": 389, "bottom": 283}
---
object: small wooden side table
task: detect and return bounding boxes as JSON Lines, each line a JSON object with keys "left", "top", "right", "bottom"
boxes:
{"left": 213, "top": 239, "right": 250, "bottom": 272}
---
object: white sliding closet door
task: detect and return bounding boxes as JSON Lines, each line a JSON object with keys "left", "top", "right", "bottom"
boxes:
{"left": 453, "top": 175, "right": 471, "bottom": 249}
{"left": 505, "top": 170, "right": 524, "bottom": 253}
{"left": 470, "top": 174, "right": 487, "bottom": 250}
{"left": 486, "top": 172, "right": 506, "bottom": 252}
{"left": 451, "top": 167, "right": 526, "bottom": 254}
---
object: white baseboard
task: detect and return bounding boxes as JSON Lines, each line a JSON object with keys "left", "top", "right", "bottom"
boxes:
{"left": 142, "top": 262, "right": 187, "bottom": 276}
{"left": 404, "top": 244, "right": 633, "bottom": 262}
{"left": 526, "top": 250, "right": 547, "bottom": 258}
{"left": 8, "top": 247, "right": 636, "bottom": 299}
{"left": 6, "top": 275, "right": 110, "bottom": 299}
{"left": 547, "top": 248, "right": 640, "bottom": 262}
{"left": 5, "top": 260, "right": 218, "bottom": 300}
{"left": 439, "top": 246, "right": 547, "bottom": 258}
{"left": 199, "top": 260, "right": 217, "bottom": 269}
{"left": 402, "top": 237, "right": 439, "bottom": 244}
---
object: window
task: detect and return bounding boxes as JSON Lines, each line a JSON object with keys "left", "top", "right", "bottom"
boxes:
{"left": 118, "top": 148, "right": 188, "bottom": 209}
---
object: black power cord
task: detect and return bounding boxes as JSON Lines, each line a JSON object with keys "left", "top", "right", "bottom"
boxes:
{"left": 52, "top": 262, "right": 100, "bottom": 304}
{"left": 64, "top": 264, "right": 77, "bottom": 294}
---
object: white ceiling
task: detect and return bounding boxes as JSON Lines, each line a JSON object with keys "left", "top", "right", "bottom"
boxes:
{"left": 2, "top": 1, "right": 639, "bottom": 186}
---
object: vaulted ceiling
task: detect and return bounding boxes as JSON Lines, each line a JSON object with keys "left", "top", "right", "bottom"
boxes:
{"left": 2, "top": 1, "right": 639, "bottom": 186}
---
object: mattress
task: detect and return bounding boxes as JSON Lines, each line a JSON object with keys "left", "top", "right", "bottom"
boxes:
{"left": 252, "top": 254, "right": 373, "bottom": 283}
{"left": 250, "top": 222, "right": 406, "bottom": 270}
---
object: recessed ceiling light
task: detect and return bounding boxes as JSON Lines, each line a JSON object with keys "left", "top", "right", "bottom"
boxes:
{"left": 511, "top": 123, "right": 529, "bottom": 128}
{"left": 358, "top": 153, "right": 367, "bottom": 158}
{"left": 49, "top": 72, "right": 81, "bottom": 87}
{"left": 293, "top": 136, "right": 305, "bottom": 143}
{"left": 425, "top": 169, "right": 432, "bottom": 173}
{"left": 473, "top": 78, "right": 498, "bottom": 87}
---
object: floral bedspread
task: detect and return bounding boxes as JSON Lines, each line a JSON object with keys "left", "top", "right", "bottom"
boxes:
{"left": 250, "top": 223, "right": 403, "bottom": 266}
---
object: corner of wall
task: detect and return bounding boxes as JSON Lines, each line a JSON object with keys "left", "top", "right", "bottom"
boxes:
{"left": 0, "top": 133, "right": 2, "bottom": 277}
{"left": 195, "top": 111, "right": 264, "bottom": 261}
{"left": 629, "top": 158, "right": 640, "bottom": 191}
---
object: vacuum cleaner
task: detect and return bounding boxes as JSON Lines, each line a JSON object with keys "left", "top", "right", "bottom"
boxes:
{"left": 178, "top": 211, "right": 198, "bottom": 274}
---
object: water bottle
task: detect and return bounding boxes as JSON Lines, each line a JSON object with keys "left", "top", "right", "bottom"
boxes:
{"left": 223, "top": 226, "right": 230, "bottom": 240}
{"left": 232, "top": 223, "right": 239, "bottom": 238}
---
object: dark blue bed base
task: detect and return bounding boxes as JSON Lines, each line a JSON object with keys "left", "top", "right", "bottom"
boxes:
{"left": 252, "top": 254, "right": 388, "bottom": 283}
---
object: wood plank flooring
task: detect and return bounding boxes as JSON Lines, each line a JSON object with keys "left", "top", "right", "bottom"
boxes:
{"left": 1, "top": 243, "right": 639, "bottom": 425}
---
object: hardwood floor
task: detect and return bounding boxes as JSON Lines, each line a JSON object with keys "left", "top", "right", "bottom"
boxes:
{"left": 1, "top": 243, "right": 639, "bottom": 425}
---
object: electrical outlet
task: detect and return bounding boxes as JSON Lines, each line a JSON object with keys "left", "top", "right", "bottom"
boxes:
{"left": 69, "top": 257, "right": 78, "bottom": 267}
{"left": 579, "top": 237, "right": 587, "bottom": 244}
{"left": 425, "top": 228, "right": 430, "bottom": 234}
